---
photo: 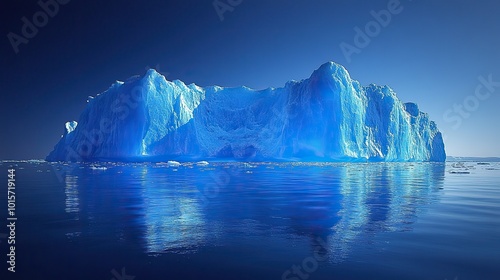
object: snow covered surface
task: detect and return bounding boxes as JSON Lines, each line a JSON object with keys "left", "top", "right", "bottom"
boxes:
{"left": 46, "top": 62, "right": 445, "bottom": 162}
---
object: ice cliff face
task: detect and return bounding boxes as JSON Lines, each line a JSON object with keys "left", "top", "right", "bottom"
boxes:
{"left": 46, "top": 62, "right": 446, "bottom": 162}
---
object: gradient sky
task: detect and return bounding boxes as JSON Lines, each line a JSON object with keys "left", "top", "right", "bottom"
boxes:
{"left": 1, "top": 0, "right": 499, "bottom": 159}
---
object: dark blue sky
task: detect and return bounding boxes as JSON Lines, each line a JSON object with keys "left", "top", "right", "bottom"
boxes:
{"left": 1, "top": 0, "right": 499, "bottom": 159}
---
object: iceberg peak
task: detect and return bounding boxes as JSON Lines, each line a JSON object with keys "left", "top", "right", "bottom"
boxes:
{"left": 312, "top": 61, "right": 351, "bottom": 80}
{"left": 144, "top": 68, "right": 162, "bottom": 79}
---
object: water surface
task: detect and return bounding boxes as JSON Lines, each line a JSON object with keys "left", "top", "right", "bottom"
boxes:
{"left": 1, "top": 161, "right": 499, "bottom": 279}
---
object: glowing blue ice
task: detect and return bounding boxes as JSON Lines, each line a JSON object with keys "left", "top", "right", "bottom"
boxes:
{"left": 46, "top": 62, "right": 446, "bottom": 162}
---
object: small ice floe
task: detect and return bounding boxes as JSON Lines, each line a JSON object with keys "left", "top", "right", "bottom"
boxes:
{"left": 449, "top": 161, "right": 472, "bottom": 174}
{"left": 243, "top": 163, "right": 256, "bottom": 168}
{"left": 196, "top": 161, "right": 209, "bottom": 166}
{"left": 451, "top": 162, "right": 466, "bottom": 168}
{"left": 167, "top": 161, "right": 181, "bottom": 167}
{"left": 90, "top": 165, "right": 107, "bottom": 171}
{"left": 449, "top": 170, "right": 470, "bottom": 174}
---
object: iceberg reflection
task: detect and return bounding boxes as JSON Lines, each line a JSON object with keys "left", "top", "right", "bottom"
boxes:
{"left": 56, "top": 162, "right": 445, "bottom": 260}
{"left": 135, "top": 162, "right": 445, "bottom": 258}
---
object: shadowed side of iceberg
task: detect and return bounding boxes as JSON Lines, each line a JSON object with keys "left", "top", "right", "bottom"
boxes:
{"left": 46, "top": 62, "right": 446, "bottom": 162}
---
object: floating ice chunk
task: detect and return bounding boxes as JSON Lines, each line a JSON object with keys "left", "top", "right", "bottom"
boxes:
{"left": 167, "top": 161, "right": 181, "bottom": 167}
{"left": 90, "top": 165, "right": 107, "bottom": 171}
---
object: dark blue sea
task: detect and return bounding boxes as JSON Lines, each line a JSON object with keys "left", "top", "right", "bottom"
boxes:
{"left": 1, "top": 160, "right": 499, "bottom": 280}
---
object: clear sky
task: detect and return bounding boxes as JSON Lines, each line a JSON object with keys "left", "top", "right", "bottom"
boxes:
{"left": 1, "top": 0, "right": 499, "bottom": 159}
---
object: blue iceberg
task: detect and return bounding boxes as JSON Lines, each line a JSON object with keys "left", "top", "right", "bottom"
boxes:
{"left": 46, "top": 62, "right": 446, "bottom": 162}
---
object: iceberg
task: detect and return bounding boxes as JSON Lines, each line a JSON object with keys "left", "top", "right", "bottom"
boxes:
{"left": 46, "top": 62, "right": 446, "bottom": 162}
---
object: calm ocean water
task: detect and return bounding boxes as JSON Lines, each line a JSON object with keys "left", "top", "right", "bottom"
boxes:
{"left": 0, "top": 161, "right": 499, "bottom": 280}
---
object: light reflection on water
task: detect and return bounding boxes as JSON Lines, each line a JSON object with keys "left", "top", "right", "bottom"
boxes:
{"left": 58, "top": 162, "right": 446, "bottom": 259}
{"left": 64, "top": 175, "right": 79, "bottom": 214}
